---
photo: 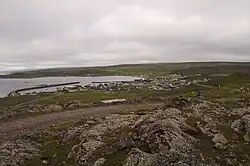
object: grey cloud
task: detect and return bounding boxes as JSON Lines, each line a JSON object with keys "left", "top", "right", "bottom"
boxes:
{"left": 0, "top": 0, "right": 249, "bottom": 71}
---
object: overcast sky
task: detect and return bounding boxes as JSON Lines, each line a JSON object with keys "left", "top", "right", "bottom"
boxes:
{"left": 0, "top": 0, "right": 249, "bottom": 71}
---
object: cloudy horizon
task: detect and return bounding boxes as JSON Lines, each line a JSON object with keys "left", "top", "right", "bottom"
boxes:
{"left": 0, "top": 0, "right": 249, "bottom": 71}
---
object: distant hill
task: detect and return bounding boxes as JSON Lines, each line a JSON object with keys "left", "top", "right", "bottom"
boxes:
{"left": 1, "top": 62, "right": 250, "bottom": 78}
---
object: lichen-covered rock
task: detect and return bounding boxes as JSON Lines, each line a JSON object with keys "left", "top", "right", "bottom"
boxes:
{"left": 66, "top": 114, "right": 140, "bottom": 165}
{"left": 80, "top": 114, "right": 139, "bottom": 142}
{"left": 230, "top": 107, "right": 250, "bottom": 116}
{"left": 214, "top": 143, "right": 226, "bottom": 150}
{"left": 136, "top": 119, "right": 196, "bottom": 153}
{"left": 0, "top": 139, "right": 39, "bottom": 166}
{"left": 192, "top": 102, "right": 210, "bottom": 111}
{"left": 63, "top": 126, "right": 85, "bottom": 143}
{"left": 68, "top": 141, "right": 106, "bottom": 165}
{"left": 239, "top": 115, "right": 250, "bottom": 131}
{"left": 180, "top": 123, "right": 198, "bottom": 134}
{"left": 93, "top": 158, "right": 106, "bottom": 166}
{"left": 116, "top": 136, "right": 135, "bottom": 151}
{"left": 133, "top": 108, "right": 185, "bottom": 128}
{"left": 64, "top": 101, "right": 82, "bottom": 110}
{"left": 190, "top": 101, "right": 227, "bottom": 118}
{"left": 231, "top": 119, "right": 242, "bottom": 133}
{"left": 46, "top": 104, "right": 63, "bottom": 112}
{"left": 132, "top": 108, "right": 203, "bottom": 165}
{"left": 212, "top": 134, "right": 228, "bottom": 145}
{"left": 123, "top": 148, "right": 159, "bottom": 166}
{"left": 213, "top": 133, "right": 228, "bottom": 150}
{"left": 244, "top": 131, "right": 250, "bottom": 142}
{"left": 198, "top": 116, "right": 218, "bottom": 135}
{"left": 231, "top": 115, "right": 250, "bottom": 142}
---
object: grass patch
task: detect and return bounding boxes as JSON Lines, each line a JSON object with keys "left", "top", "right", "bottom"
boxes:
{"left": 23, "top": 123, "right": 81, "bottom": 166}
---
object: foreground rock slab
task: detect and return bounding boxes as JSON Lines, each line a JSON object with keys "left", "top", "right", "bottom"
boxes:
{"left": 123, "top": 148, "right": 159, "bottom": 166}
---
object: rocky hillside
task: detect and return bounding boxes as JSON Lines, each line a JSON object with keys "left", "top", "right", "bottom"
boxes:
{"left": 1, "top": 97, "right": 250, "bottom": 166}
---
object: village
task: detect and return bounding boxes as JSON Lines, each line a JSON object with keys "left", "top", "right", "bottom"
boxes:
{"left": 8, "top": 74, "right": 210, "bottom": 97}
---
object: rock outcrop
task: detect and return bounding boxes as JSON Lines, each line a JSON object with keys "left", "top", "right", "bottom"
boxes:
{"left": 5, "top": 98, "right": 250, "bottom": 165}
{"left": 231, "top": 114, "right": 250, "bottom": 142}
{"left": 212, "top": 134, "right": 228, "bottom": 150}
{"left": 65, "top": 107, "right": 210, "bottom": 165}
{"left": 123, "top": 148, "right": 159, "bottom": 166}
{"left": 93, "top": 158, "right": 106, "bottom": 166}
{"left": 68, "top": 141, "right": 106, "bottom": 165}
{"left": 0, "top": 139, "right": 39, "bottom": 166}
{"left": 79, "top": 114, "right": 139, "bottom": 142}
{"left": 131, "top": 108, "right": 203, "bottom": 165}
{"left": 67, "top": 114, "right": 140, "bottom": 165}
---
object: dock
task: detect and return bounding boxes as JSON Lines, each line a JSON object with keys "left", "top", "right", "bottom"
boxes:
{"left": 14, "top": 81, "right": 80, "bottom": 93}
{"left": 92, "top": 81, "right": 132, "bottom": 84}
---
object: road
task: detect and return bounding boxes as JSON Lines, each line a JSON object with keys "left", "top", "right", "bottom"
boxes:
{"left": 0, "top": 103, "right": 161, "bottom": 141}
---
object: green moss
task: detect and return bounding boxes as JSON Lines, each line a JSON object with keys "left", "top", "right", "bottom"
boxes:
{"left": 23, "top": 130, "right": 79, "bottom": 166}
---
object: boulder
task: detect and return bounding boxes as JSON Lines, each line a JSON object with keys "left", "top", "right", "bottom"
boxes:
{"left": 80, "top": 114, "right": 139, "bottom": 142}
{"left": 132, "top": 109, "right": 203, "bottom": 165}
{"left": 63, "top": 126, "right": 85, "bottom": 143}
{"left": 42, "top": 160, "right": 48, "bottom": 164}
{"left": 244, "top": 131, "right": 250, "bottom": 142}
{"left": 231, "top": 119, "right": 242, "bottom": 133}
{"left": 47, "top": 104, "right": 63, "bottom": 112}
{"left": 214, "top": 143, "right": 226, "bottom": 150}
{"left": 224, "top": 158, "right": 234, "bottom": 166}
{"left": 164, "top": 97, "right": 190, "bottom": 108}
{"left": 231, "top": 115, "right": 250, "bottom": 137}
{"left": 123, "top": 148, "right": 159, "bottom": 166}
{"left": 68, "top": 141, "right": 106, "bottom": 165}
{"left": 135, "top": 118, "right": 197, "bottom": 154}
{"left": 8, "top": 91, "right": 20, "bottom": 97}
{"left": 231, "top": 108, "right": 250, "bottom": 116}
{"left": 116, "top": 136, "right": 135, "bottom": 151}
{"left": 212, "top": 134, "right": 228, "bottom": 145}
{"left": 93, "top": 158, "right": 106, "bottom": 166}
{"left": 65, "top": 101, "right": 82, "bottom": 110}
{"left": 0, "top": 139, "right": 39, "bottom": 166}
{"left": 180, "top": 123, "right": 198, "bottom": 135}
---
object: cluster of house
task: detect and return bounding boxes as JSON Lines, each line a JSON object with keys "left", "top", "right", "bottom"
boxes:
{"left": 54, "top": 79, "right": 152, "bottom": 93}
{"left": 148, "top": 74, "right": 209, "bottom": 90}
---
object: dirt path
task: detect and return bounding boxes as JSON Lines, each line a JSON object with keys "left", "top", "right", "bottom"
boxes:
{"left": 0, "top": 103, "right": 161, "bottom": 141}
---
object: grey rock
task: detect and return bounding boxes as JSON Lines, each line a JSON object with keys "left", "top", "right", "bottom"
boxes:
{"left": 180, "top": 123, "right": 198, "bottom": 134}
{"left": 136, "top": 118, "right": 197, "bottom": 153}
{"left": 214, "top": 143, "right": 226, "bottom": 150}
{"left": 240, "top": 114, "right": 250, "bottom": 131}
{"left": 117, "top": 136, "right": 135, "bottom": 151}
{"left": 123, "top": 148, "right": 159, "bottom": 166}
{"left": 47, "top": 104, "right": 63, "bottom": 112}
{"left": 244, "top": 131, "right": 250, "bottom": 142}
{"left": 231, "top": 115, "right": 250, "bottom": 142}
{"left": 68, "top": 141, "right": 106, "bottom": 165}
{"left": 42, "top": 160, "right": 48, "bottom": 164}
{"left": 93, "top": 158, "right": 106, "bottom": 166}
{"left": 231, "top": 107, "right": 250, "bottom": 116}
{"left": 0, "top": 139, "right": 39, "bottom": 166}
{"left": 133, "top": 108, "right": 203, "bottom": 165}
{"left": 86, "top": 120, "right": 97, "bottom": 125}
{"left": 212, "top": 134, "right": 228, "bottom": 145}
{"left": 80, "top": 114, "right": 139, "bottom": 142}
{"left": 63, "top": 126, "right": 84, "bottom": 143}
{"left": 231, "top": 119, "right": 242, "bottom": 133}
{"left": 224, "top": 158, "right": 234, "bottom": 166}
{"left": 65, "top": 101, "right": 82, "bottom": 110}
